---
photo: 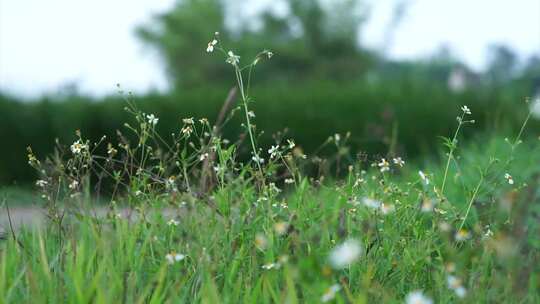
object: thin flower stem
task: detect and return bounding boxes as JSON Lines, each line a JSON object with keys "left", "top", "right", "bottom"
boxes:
{"left": 234, "top": 66, "right": 264, "bottom": 183}
{"left": 459, "top": 174, "right": 483, "bottom": 230}
{"left": 441, "top": 114, "right": 465, "bottom": 196}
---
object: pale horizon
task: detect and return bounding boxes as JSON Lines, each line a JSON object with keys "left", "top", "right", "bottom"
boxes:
{"left": 1, "top": 0, "right": 539, "bottom": 98}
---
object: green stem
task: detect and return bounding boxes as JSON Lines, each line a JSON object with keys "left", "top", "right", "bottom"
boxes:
{"left": 234, "top": 66, "right": 264, "bottom": 184}
{"left": 459, "top": 174, "right": 483, "bottom": 230}
{"left": 441, "top": 114, "right": 465, "bottom": 196}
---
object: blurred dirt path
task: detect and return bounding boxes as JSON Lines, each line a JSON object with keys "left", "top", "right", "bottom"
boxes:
{"left": 0, "top": 206, "right": 180, "bottom": 236}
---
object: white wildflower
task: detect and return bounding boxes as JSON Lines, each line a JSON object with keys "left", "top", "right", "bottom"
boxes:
{"left": 418, "top": 171, "right": 429, "bottom": 185}
{"left": 378, "top": 158, "right": 390, "bottom": 172}
{"left": 287, "top": 139, "right": 295, "bottom": 149}
{"left": 421, "top": 198, "right": 434, "bottom": 212}
{"left": 504, "top": 173, "right": 514, "bottom": 185}
{"left": 284, "top": 178, "right": 294, "bottom": 184}
{"left": 252, "top": 155, "right": 265, "bottom": 164}
{"left": 447, "top": 275, "right": 467, "bottom": 298}
{"left": 321, "top": 284, "right": 341, "bottom": 302}
{"left": 353, "top": 178, "right": 365, "bottom": 187}
{"left": 380, "top": 203, "right": 395, "bottom": 215}
{"left": 206, "top": 39, "right": 217, "bottom": 53}
{"left": 247, "top": 111, "right": 256, "bottom": 118}
{"left": 405, "top": 290, "right": 433, "bottom": 304}
{"left": 165, "top": 252, "right": 185, "bottom": 264}
{"left": 226, "top": 51, "right": 240, "bottom": 65}
{"left": 261, "top": 263, "right": 278, "bottom": 270}
{"left": 255, "top": 233, "right": 268, "bottom": 250}
{"left": 362, "top": 197, "right": 381, "bottom": 209}
{"left": 70, "top": 140, "right": 87, "bottom": 155}
{"left": 530, "top": 97, "right": 540, "bottom": 119}
{"left": 455, "top": 229, "right": 471, "bottom": 242}
{"left": 35, "top": 180, "right": 48, "bottom": 188}
{"left": 393, "top": 157, "right": 405, "bottom": 167}
{"left": 268, "top": 145, "right": 279, "bottom": 158}
{"left": 181, "top": 125, "right": 193, "bottom": 136}
{"left": 146, "top": 114, "right": 159, "bottom": 126}
{"left": 199, "top": 153, "right": 209, "bottom": 161}
{"left": 483, "top": 226, "right": 494, "bottom": 239}
{"left": 167, "top": 219, "right": 179, "bottom": 226}
{"left": 273, "top": 221, "right": 289, "bottom": 236}
{"left": 68, "top": 180, "right": 79, "bottom": 190}
{"left": 182, "top": 117, "right": 194, "bottom": 124}
{"left": 461, "top": 105, "right": 471, "bottom": 115}
{"left": 329, "top": 239, "right": 362, "bottom": 269}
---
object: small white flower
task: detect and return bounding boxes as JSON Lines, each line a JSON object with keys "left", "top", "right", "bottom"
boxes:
{"left": 504, "top": 173, "right": 514, "bottom": 185}
{"left": 380, "top": 203, "right": 395, "bottom": 215}
{"left": 261, "top": 263, "right": 278, "bottom": 270}
{"left": 378, "top": 158, "right": 390, "bottom": 172}
{"left": 418, "top": 171, "right": 429, "bottom": 185}
{"left": 255, "top": 233, "right": 268, "bottom": 250}
{"left": 181, "top": 125, "right": 193, "bottom": 136}
{"left": 530, "top": 97, "right": 540, "bottom": 119}
{"left": 455, "top": 229, "right": 471, "bottom": 242}
{"left": 165, "top": 252, "right": 185, "bottom": 264}
{"left": 206, "top": 39, "right": 217, "bottom": 53}
{"left": 167, "top": 219, "right": 179, "bottom": 226}
{"left": 447, "top": 275, "right": 467, "bottom": 298}
{"left": 393, "top": 157, "right": 405, "bottom": 167}
{"left": 182, "top": 117, "right": 194, "bottom": 125}
{"left": 421, "top": 199, "right": 434, "bottom": 212}
{"left": 68, "top": 180, "right": 79, "bottom": 190}
{"left": 226, "top": 51, "right": 240, "bottom": 65}
{"left": 362, "top": 197, "right": 381, "bottom": 209}
{"left": 247, "top": 111, "right": 256, "bottom": 118}
{"left": 483, "top": 226, "right": 494, "bottom": 239}
{"left": 353, "top": 178, "right": 365, "bottom": 187}
{"left": 36, "top": 180, "right": 48, "bottom": 188}
{"left": 284, "top": 178, "right": 294, "bottom": 184}
{"left": 273, "top": 221, "right": 289, "bottom": 235}
{"left": 268, "top": 145, "right": 279, "bottom": 158}
{"left": 252, "top": 155, "right": 265, "bottom": 164}
{"left": 287, "top": 139, "right": 295, "bottom": 149}
{"left": 199, "top": 153, "right": 209, "bottom": 161}
{"left": 146, "top": 114, "right": 159, "bottom": 126}
{"left": 461, "top": 105, "right": 471, "bottom": 115}
{"left": 321, "top": 284, "right": 341, "bottom": 302}
{"left": 454, "top": 286, "right": 467, "bottom": 298}
{"left": 405, "top": 290, "right": 433, "bottom": 304}
{"left": 329, "top": 239, "right": 362, "bottom": 269}
{"left": 70, "top": 140, "right": 88, "bottom": 155}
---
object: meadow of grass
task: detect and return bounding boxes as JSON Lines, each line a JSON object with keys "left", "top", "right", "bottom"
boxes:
{"left": 1, "top": 36, "right": 539, "bottom": 303}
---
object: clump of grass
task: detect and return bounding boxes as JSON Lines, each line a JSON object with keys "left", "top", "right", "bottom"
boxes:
{"left": 1, "top": 35, "right": 539, "bottom": 303}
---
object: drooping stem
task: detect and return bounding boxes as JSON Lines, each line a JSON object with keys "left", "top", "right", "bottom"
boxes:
{"left": 441, "top": 114, "right": 465, "bottom": 196}
{"left": 234, "top": 66, "right": 264, "bottom": 183}
{"left": 459, "top": 174, "right": 483, "bottom": 230}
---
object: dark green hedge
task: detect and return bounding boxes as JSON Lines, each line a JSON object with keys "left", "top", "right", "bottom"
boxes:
{"left": 1, "top": 80, "right": 536, "bottom": 185}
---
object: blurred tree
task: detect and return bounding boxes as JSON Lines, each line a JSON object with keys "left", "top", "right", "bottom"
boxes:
{"left": 137, "top": 0, "right": 375, "bottom": 89}
{"left": 486, "top": 44, "right": 518, "bottom": 85}
{"left": 137, "top": 0, "right": 230, "bottom": 88}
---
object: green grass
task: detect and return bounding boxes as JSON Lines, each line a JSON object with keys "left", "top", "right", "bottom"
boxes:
{"left": 2, "top": 40, "right": 539, "bottom": 303}
{"left": 1, "top": 135, "right": 539, "bottom": 303}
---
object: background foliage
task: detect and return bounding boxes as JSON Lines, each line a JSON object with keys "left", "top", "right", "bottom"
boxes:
{"left": 1, "top": 0, "right": 539, "bottom": 185}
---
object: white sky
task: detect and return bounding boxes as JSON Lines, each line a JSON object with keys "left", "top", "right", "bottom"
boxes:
{"left": 0, "top": 0, "right": 539, "bottom": 97}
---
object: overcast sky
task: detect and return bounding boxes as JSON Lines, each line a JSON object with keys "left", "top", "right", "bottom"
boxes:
{"left": 1, "top": 0, "right": 539, "bottom": 97}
